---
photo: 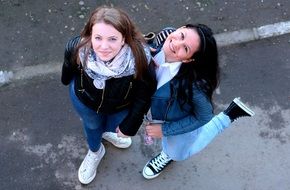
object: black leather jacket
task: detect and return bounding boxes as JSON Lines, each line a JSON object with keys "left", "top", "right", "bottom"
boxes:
{"left": 61, "top": 36, "right": 156, "bottom": 136}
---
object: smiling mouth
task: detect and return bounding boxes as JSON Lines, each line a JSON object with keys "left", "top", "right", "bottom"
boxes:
{"left": 99, "top": 51, "right": 111, "bottom": 56}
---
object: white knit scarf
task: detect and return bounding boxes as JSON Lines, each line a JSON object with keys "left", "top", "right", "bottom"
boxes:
{"left": 79, "top": 44, "right": 136, "bottom": 89}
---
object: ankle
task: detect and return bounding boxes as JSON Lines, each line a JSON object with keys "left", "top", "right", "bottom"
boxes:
{"left": 89, "top": 144, "right": 104, "bottom": 156}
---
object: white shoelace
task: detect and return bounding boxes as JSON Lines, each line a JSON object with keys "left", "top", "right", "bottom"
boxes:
{"left": 149, "top": 151, "right": 171, "bottom": 172}
{"left": 82, "top": 149, "right": 102, "bottom": 173}
{"left": 83, "top": 154, "right": 95, "bottom": 171}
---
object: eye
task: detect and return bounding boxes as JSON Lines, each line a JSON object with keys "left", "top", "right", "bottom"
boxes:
{"left": 184, "top": 46, "right": 188, "bottom": 53}
{"left": 108, "top": 37, "right": 117, "bottom": 42}
{"left": 181, "top": 32, "right": 185, "bottom": 40}
{"left": 95, "top": 36, "right": 101, "bottom": 40}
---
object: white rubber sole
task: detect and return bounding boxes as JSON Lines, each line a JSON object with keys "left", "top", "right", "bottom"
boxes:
{"left": 233, "top": 97, "right": 255, "bottom": 116}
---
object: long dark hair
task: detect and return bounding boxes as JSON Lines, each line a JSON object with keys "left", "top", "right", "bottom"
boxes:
{"left": 175, "top": 24, "right": 220, "bottom": 111}
{"left": 74, "top": 6, "right": 147, "bottom": 79}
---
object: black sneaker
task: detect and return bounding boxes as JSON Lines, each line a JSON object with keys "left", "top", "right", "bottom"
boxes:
{"left": 142, "top": 151, "right": 173, "bottom": 179}
{"left": 224, "top": 97, "right": 255, "bottom": 122}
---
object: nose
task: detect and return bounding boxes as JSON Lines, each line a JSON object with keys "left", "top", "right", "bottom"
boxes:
{"left": 99, "top": 41, "right": 109, "bottom": 49}
{"left": 173, "top": 39, "right": 183, "bottom": 50}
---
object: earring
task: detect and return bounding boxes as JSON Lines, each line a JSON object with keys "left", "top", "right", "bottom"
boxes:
{"left": 183, "top": 59, "right": 194, "bottom": 63}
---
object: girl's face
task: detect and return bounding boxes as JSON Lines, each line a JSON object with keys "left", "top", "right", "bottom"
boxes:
{"left": 91, "top": 22, "right": 125, "bottom": 61}
{"left": 163, "top": 27, "right": 200, "bottom": 63}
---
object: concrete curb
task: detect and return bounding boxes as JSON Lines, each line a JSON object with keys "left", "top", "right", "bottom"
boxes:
{"left": 13, "top": 63, "right": 62, "bottom": 81}
{"left": 215, "top": 20, "right": 290, "bottom": 47}
{"left": 0, "top": 63, "right": 62, "bottom": 88}
{"left": 1, "top": 20, "right": 290, "bottom": 87}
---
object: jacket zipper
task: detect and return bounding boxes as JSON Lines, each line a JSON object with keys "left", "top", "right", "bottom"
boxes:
{"left": 97, "top": 86, "right": 105, "bottom": 113}
{"left": 78, "top": 67, "right": 85, "bottom": 92}
{"left": 164, "top": 82, "right": 175, "bottom": 120}
{"left": 164, "top": 97, "right": 173, "bottom": 120}
{"left": 124, "top": 82, "right": 132, "bottom": 99}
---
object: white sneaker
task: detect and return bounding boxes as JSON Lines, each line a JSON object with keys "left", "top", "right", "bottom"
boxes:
{"left": 78, "top": 143, "right": 105, "bottom": 184}
{"left": 102, "top": 132, "right": 132, "bottom": 148}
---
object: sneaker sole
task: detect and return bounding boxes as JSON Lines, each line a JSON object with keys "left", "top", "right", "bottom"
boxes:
{"left": 233, "top": 97, "right": 255, "bottom": 116}
{"left": 78, "top": 171, "right": 96, "bottom": 185}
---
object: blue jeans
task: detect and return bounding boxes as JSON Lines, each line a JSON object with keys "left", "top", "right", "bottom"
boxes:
{"left": 69, "top": 81, "right": 129, "bottom": 152}
{"left": 162, "top": 112, "right": 231, "bottom": 161}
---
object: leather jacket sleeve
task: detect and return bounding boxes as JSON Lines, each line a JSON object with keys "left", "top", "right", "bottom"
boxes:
{"left": 118, "top": 60, "right": 157, "bottom": 136}
{"left": 61, "top": 36, "right": 81, "bottom": 85}
{"left": 161, "top": 84, "right": 214, "bottom": 136}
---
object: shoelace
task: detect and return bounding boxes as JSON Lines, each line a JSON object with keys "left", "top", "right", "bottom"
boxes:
{"left": 82, "top": 151, "right": 100, "bottom": 172}
{"left": 149, "top": 152, "right": 171, "bottom": 172}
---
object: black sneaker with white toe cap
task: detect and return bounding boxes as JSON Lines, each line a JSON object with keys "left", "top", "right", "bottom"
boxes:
{"left": 142, "top": 151, "right": 173, "bottom": 179}
{"left": 224, "top": 97, "right": 255, "bottom": 122}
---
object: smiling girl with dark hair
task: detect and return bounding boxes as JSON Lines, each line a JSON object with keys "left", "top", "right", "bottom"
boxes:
{"left": 142, "top": 24, "right": 255, "bottom": 179}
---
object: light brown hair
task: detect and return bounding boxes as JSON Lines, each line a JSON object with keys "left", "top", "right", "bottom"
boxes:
{"left": 75, "top": 6, "right": 147, "bottom": 79}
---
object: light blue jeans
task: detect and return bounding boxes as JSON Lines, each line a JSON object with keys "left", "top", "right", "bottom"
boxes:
{"left": 162, "top": 112, "right": 231, "bottom": 161}
{"left": 69, "top": 81, "right": 129, "bottom": 152}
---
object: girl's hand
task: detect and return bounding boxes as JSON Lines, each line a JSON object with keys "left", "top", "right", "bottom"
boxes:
{"left": 145, "top": 124, "right": 163, "bottom": 138}
{"left": 150, "top": 47, "right": 157, "bottom": 52}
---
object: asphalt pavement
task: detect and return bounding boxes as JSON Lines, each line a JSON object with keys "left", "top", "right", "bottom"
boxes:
{"left": 1, "top": 1, "right": 290, "bottom": 190}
